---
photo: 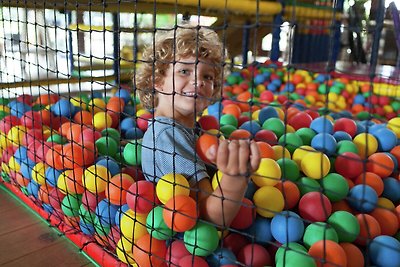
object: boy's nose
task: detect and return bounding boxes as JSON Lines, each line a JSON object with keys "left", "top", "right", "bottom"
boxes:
{"left": 192, "top": 79, "right": 205, "bottom": 87}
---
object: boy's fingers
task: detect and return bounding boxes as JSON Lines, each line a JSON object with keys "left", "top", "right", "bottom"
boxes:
{"left": 250, "top": 141, "right": 261, "bottom": 171}
{"left": 205, "top": 144, "right": 217, "bottom": 163}
{"left": 238, "top": 140, "right": 250, "bottom": 173}
{"left": 216, "top": 140, "right": 229, "bottom": 168}
{"left": 226, "top": 140, "right": 239, "bottom": 170}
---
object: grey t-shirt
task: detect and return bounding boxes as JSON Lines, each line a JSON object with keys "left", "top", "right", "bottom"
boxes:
{"left": 141, "top": 116, "right": 209, "bottom": 186}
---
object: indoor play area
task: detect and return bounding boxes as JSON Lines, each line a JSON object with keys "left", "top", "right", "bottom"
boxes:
{"left": 0, "top": 0, "right": 400, "bottom": 266}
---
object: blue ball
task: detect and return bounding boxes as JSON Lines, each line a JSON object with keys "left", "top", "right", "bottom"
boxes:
{"left": 373, "top": 128, "right": 397, "bottom": 152}
{"left": 120, "top": 117, "right": 136, "bottom": 134}
{"left": 368, "top": 123, "right": 386, "bottom": 135}
{"left": 42, "top": 203, "right": 54, "bottom": 214}
{"left": 348, "top": 184, "right": 378, "bottom": 213}
{"left": 115, "top": 204, "right": 129, "bottom": 227}
{"left": 13, "top": 146, "right": 29, "bottom": 164}
{"left": 115, "top": 89, "right": 131, "bottom": 104}
{"left": 333, "top": 131, "right": 352, "bottom": 142}
{"left": 244, "top": 216, "right": 273, "bottom": 245}
{"left": 353, "top": 94, "right": 365, "bottom": 105}
{"left": 26, "top": 180, "right": 40, "bottom": 198}
{"left": 52, "top": 99, "right": 76, "bottom": 118}
{"left": 310, "top": 117, "right": 334, "bottom": 134}
{"left": 382, "top": 177, "right": 400, "bottom": 204}
{"left": 9, "top": 101, "right": 32, "bottom": 118}
{"left": 254, "top": 74, "right": 266, "bottom": 85}
{"left": 271, "top": 211, "right": 304, "bottom": 244}
{"left": 79, "top": 220, "right": 95, "bottom": 236}
{"left": 96, "top": 156, "right": 120, "bottom": 176}
{"left": 124, "top": 127, "right": 144, "bottom": 140}
{"left": 355, "top": 121, "right": 367, "bottom": 135}
{"left": 207, "top": 101, "right": 223, "bottom": 120}
{"left": 45, "top": 167, "right": 62, "bottom": 187}
{"left": 267, "top": 83, "right": 278, "bottom": 92}
{"left": 95, "top": 199, "right": 119, "bottom": 226}
{"left": 258, "top": 106, "right": 279, "bottom": 124}
{"left": 19, "top": 161, "right": 35, "bottom": 180}
{"left": 311, "top": 133, "right": 337, "bottom": 156}
{"left": 369, "top": 235, "right": 400, "bottom": 267}
{"left": 244, "top": 180, "right": 257, "bottom": 199}
{"left": 271, "top": 78, "right": 282, "bottom": 87}
{"left": 239, "top": 120, "right": 261, "bottom": 137}
{"left": 206, "top": 248, "right": 237, "bottom": 267}
{"left": 282, "top": 83, "right": 295, "bottom": 93}
{"left": 122, "top": 105, "right": 136, "bottom": 119}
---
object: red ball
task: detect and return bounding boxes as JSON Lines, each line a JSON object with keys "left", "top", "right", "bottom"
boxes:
{"left": 288, "top": 111, "right": 313, "bottom": 130}
{"left": 335, "top": 152, "right": 364, "bottom": 180}
{"left": 237, "top": 243, "right": 271, "bottom": 267}
{"left": 223, "top": 233, "right": 250, "bottom": 256}
{"left": 309, "top": 240, "right": 347, "bottom": 267}
{"left": 27, "top": 140, "right": 45, "bottom": 163}
{"left": 230, "top": 198, "right": 256, "bottom": 229}
{"left": 17, "top": 94, "right": 33, "bottom": 105}
{"left": 48, "top": 188, "right": 66, "bottom": 210}
{"left": 163, "top": 195, "right": 198, "bottom": 232}
{"left": 237, "top": 116, "right": 250, "bottom": 127}
{"left": 333, "top": 118, "right": 358, "bottom": 138}
{"left": 165, "top": 240, "right": 190, "bottom": 266}
{"left": 196, "top": 133, "right": 219, "bottom": 164}
{"left": 78, "top": 128, "right": 102, "bottom": 144}
{"left": 254, "top": 129, "right": 278, "bottom": 145}
{"left": 82, "top": 190, "right": 104, "bottom": 212}
{"left": 198, "top": 115, "right": 219, "bottom": 131}
{"left": 126, "top": 180, "right": 159, "bottom": 214}
{"left": 179, "top": 255, "right": 209, "bottom": 267}
{"left": 137, "top": 112, "right": 152, "bottom": 132}
{"left": 298, "top": 192, "right": 332, "bottom": 222}
{"left": 122, "top": 165, "right": 145, "bottom": 181}
{"left": 20, "top": 111, "right": 42, "bottom": 129}
{"left": 0, "top": 115, "right": 20, "bottom": 134}
{"left": 22, "top": 128, "right": 47, "bottom": 146}
{"left": 132, "top": 234, "right": 167, "bottom": 267}
{"left": 259, "top": 90, "right": 274, "bottom": 103}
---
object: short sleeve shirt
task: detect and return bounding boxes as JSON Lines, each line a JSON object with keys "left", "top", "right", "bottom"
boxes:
{"left": 141, "top": 116, "right": 209, "bottom": 186}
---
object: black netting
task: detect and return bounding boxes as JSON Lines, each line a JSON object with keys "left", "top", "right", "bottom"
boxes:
{"left": 1, "top": 1, "right": 400, "bottom": 267}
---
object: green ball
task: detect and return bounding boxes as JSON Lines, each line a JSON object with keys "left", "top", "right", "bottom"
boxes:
{"left": 336, "top": 140, "right": 359, "bottom": 154}
{"left": 278, "top": 133, "right": 303, "bottom": 154}
{"left": 220, "top": 124, "right": 237, "bottom": 139}
{"left": 1, "top": 171, "right": 10, "bottom": 182}
{"left": 303, "top": 222, "right": 338, "bottom": 248}
{"left": 184, "top": 221, "right": 219, "bottom": 256}
{"left": 101, "top": 128, "right": 121, "bottom": 144}
{"left": 329, "top": 85, "right": 342, "bottom": 94}
{"left": 94, "top": 216, "right": 110, "bottom": 236}
{"left": 0, "top": 110, "right": 8, "bottom": 120}
{"left": 297, "top": 177, "right": 320, "bottom": 196}
{"left": 391, "top": 101, "right": 400, "bottom": 112}
{"left": 320, "top": 173, "right": 349, "bottom": 202}
{"left": 327, "top": 211, "right": 360, "bottom": 243}
{"left": 95, "top": 136, "right": 118, "bottom": 157}
{"left": 356, "top": 111, "right": 370, "bottom": 120}
{"left": 146, "top": 206, "right": 176, "bottom": 240}
{"left": 275, "top": 242, "right": 316, "bottom": 267}
{"left": 277, "top": 158, "right": 300, "bottom": 181}
{"left": 318, "top": 84, "right": 328, "bottom": 94}
{"left": 123, "top": 140, "right": 142, "bottom": 166}
{"left": 46, "top": 134, "right": 67, "bottom": 144}
{"left": 262, "top": 118, "right": 285, "bottom": 138}
{"left": 220, "top": 114, "right": 238, "bottom": 128}
{"left": 0, "top": 97, "right": 9, "bottom": 105}
{"left": 226, "top": 74, "right": 240, "bottom": 85}
{"left": 79, "top": 204, "right": 96, "bottom": 224}
{"left": 296, "top": 128, "right": 316, "bottom": 146}
{"left": 61, "top": 194, "right": 82, "bottom": 217}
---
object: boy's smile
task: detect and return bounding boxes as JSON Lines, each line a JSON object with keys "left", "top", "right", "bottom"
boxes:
{"left": 155, "top": 56, "right": 216, "bottom": 127}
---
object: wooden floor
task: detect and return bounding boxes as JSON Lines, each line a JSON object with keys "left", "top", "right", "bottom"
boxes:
{"left": 0, "top": 184, "right": 98, "bottom": 267}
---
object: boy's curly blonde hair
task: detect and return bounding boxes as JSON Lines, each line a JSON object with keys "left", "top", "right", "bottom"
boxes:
{"left": 135, "top": 24, "right": 227, "bottom": 110}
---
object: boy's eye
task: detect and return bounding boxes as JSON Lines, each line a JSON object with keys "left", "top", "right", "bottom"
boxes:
{"left": 178, "top": 69, "right": 190, "bottom": 75}
{"left": 204, "top": 74, "right": 214, "bottom": 81}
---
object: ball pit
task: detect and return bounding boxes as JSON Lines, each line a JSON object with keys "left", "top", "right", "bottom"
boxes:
{"left": 1, "top": 62, "right": 400, "bottom": 267}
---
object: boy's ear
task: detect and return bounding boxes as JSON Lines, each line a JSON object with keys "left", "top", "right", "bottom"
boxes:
{"left": 154, "top": 82, "right": 163, "bottom": 92}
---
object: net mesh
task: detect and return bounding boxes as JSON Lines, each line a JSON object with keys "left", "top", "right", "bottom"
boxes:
{"left": 0, "top": 0, "right": 400, "bottom": 266}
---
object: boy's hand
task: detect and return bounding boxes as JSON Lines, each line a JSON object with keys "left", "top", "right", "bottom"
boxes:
{"left": 206, "top": 139, "right": 261, "bottom": 177}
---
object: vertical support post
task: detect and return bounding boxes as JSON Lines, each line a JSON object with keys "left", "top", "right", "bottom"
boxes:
{"left": 242, "top": 21, "right": 250, "bottom": 67}
{"left": 369, "top": 0, "right": 385, "bottom": 76}
{"left": 113, "top": 12, "right": 120, "bottom": 85}
{"left": 66, "top": 10, "right": 74, "bottom": 76}
{"left": 271, "top": 12, "right": 283, "bottom": 62}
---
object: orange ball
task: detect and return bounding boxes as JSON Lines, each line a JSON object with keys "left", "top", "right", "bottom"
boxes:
{"left": 354, "top": 172, "right": 384, "bottom": 196}
{"left": 63, "top": 142, "right": 96, "bottom": 169}
{"left": 63, "top": 168, "right": 85, "bottom": 194}
{"left": 196, "top": 133, "right": 219, "bottom": 164}
{"left": 257, "top": 141, "right": 275, "bottom": 159}
{"left": 223, "top": 104, "right": 242, "bottom": 119}
{"left": 163, "top": 195, "right": 198, "bottom": 232}
{"left": 39, "top": 185, "right": 53, "bottom": 204}
{"left": 340, "top": 242, "right": 364, "bottom": 267}
{"left": 355, "top": 213, "right": 381, "bottom": 246}
{"left": 229, "top": 129, "right": 252, "bottom": 140}
{"left": 45, "top": 144, "right": 64, "bottom": 170}
{"left": 370, "top": 207, "right": 399, "bottom": 236}
{"left": 105, "top": 174, "right": 135, "bottom": 205}
{"left": 308, "top": 240, "right": 347, "bottom": 267}
{"left": 132, "top": 234, "right": 167, "bottom": 267}
{"left": 274, "top": 180, "right": 300, "bottom": 210}
{"left": 366, "top": 152, "right": 394, "bottom": 178}
{"left": 73, "top": 110, "right": 93, "bottom": 126}
{"left": 331, "top": 200, "right": 353, "bottom": 213}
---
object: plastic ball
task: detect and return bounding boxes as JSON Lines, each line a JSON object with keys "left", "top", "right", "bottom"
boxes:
{"left": 292, "top": 145, "right": 316, "bottom": 167}
{"left": 146, "top": 206, "right": 176, "bottom": 240}
{"left": 370, "top": 207, "right": 399, "bottom": 236}
{"left": 355, "top": 213, "right": 382, "bottom": 246}
{"left": 258, "top": 106, "right": 279, "bottom": 124}
{"left": 336, "top": 140, "right": 359, "bottom": 155}
{"left": 311, "top": 133, "right": 337, "bottom": 156}
{"left": 254, "top": 129, "right": 278, "bottom": 145}
{"left": 95, "top": 136, "right": 118, "bottom": 157}
{"left": 196, "top": 132, "right": 219, "bottom": 164}
{"left": 163, "top": 195, "right": 198, "bottom": 232}
{"left": 206, "top": 248, "right": 237, "bottom": 267}
{"left": 275, "top": 242, "right": 315, "bottom": 267}
{"left": 373, "top": 128, "right": 397, "bottom": 152}
{"left": 382, "top": 177, "right": 400, "bottom": 204}
{"left": 31, "top": 162, "right": 47, "bottom": 185}
{"left": 165, "top": 240, "right": 191, "bottom": 266}
{"left": 262, "top": 118, "right": 285, "bottom": 138}
{"left": 298, "top": 192, "right": 332, "bottom": 222}
{"left": 340, "top": 242, "right": 365, "bottom": 267}
{"left": 132, "top": 234, "right": 167, "bottom": 267}
{"left": 230, "top": 197, "right": 256, "bottom": 229}
{"left": 320, "top": 173, "right": 349, "bottom": 202}
{"left": 184, "top": 221, "right": 219, "bottom": 256}
{"left": 180, "top": 255, "right": 209, "bottom": 267}
{"left": 295, "top": 127, "right": 316, "bottom": 146}
{"left": 223, "top": 232, "right": 250, "bottom": 255}
{"left": 271, "top": 211, "right": 304, "bottom": 244}
{"left": 275, "top": 180, "right": 300, "bottom": 210}
{"left": 126, "top": 180, "right": 158, "bottom": 214}
{"left": 105, "top": 173, "right": 134, "bottom": 205}
{"left": 61, "top": 193, "right": 82, "bottom": 217}
{"left": 308, "top": 240, "right": 347, "bottom": 267}
{"left": 237, "top": 243, "right": 271, "bottom": 267}
{"left": 120, "top": 209, "right": 148, "bottom": 241}
{"left": 327, "top": 211, "right": 360, "bottom": 243}
{"left": 288, "top": 111, "right": 313, "bottom": 130}
{"left": 333, "top": 131, "right": 352, "bottom": 142}
{"left": 198, "top": 115, "right": 220, "bottom": 130}
{"left": 96, "top": 199, "right": 119, "bottom": 226}
{"left": 366, "top": 152, "right": 395, "bottom": 178}
{"left": 82, "top": 164, "right": 111, "bottom": 193}
{"left": 123, "top": 140, "right": 142, "bottom": 166}
{"left": 156, "top": 173, "right": 190, "bottom": 204}
{"left": 387, "top": 117, "right": 400, "bottom": 138}
{"left": 253, "top": 186, "right": 284, "bottom": 218}
{"left": 278, "top": 132, "right": 303, "bottom": 155}
{"left": 310, "top": 116, "right": 334, "bottom": 134}
{"left": 353, "top": 133, "right": 378, "bottom": 158}
{"left": 303, "top": 222, "right": 339, "bottom": 248}
{"left": 57, "top": 168, "right": 84, "bottom": 194}
{"left": 52, "top": 99, "right": 75, "bottom": 118}
{"left": 354, "top": 171, "right": 384, "bottom": 196}
{"left": 243, "top": 216, "right": 273, "bottom": 245}
{"left": 96, "top": 156, "right": 120, "bottom": 176}
{"left": 369, "top": 235, "right": 400, "bottom": 267}
{"left": 301, "top": 151, "right": 330, "bottom": 179}
{"left": 347, "top": 184, "right": 378, "bottom": 213}
{"left": 251, "top": 158, "right": 281, "bottom": 187}
{"left": 334, "top": 152, "right": 363, "bottom": 180}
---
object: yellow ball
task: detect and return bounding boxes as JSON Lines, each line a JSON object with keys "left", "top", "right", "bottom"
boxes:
{"left": 57, "top": 172, "right": 68, "bottom": 194}
{"left": 292, "top": 145, "right": 316, "bottom": 167}
{"left": 92, "top": 111, "right": 113, "bottom": 131}
{"left": 0, "top": 133, "right": 10, "bottom": 149}
{"left": 0, "top": 105, "right": 10, "bottom": 113}
{"left": 387, "top": 117, "right": 400, "bottom": 138}
{"left": 136, "top": 109, "right": 150, "bottom": 117}
{"left": 211, "top": 170, "right": 223, "bottom": 190}
{"left": 377, "top": 197, "right": 395, "bottom": 210}
{"left": 7, "top": 125, "right": 27, "bottom": 146}
{"left": 82, "top": 165, "right": 111, "bottom": 193}
{"left": 156, "top": 173, "right": 190, "bottom": 204}
{"left": 301, "top": 151, "right": 330, "bottom": 179}
{"left": 253, "top": 186, "right": 284, "bottom": 218}
{"left": 353, "top": 133, "right": 378, "bottom": 158}
{"left": 116, "top": 236, "right": 136, "bottom": 265}
{"left": 120, "top": 209, "right": 148, "bottom": 242}
{"left": 1, "top": 162, "right": 10, "bottom": 174}
{"left": 88, "top": 98, "right": 106, "bottom": 114}
{"left": 272, "top": 145, "right": 291, "bottom": 160}
{"left": 252, "top": 110, "right": 261, "bottom": 121}
{"left": 274, "top": 107, "right": 285, "bottom": 120}
{"left": 8, "top": 156, "right": 20, "bottom": 172}
{"left": 251, "top": 158, "right": 281, "bottom": 187}
{"left": 32, "top": 162, "right": 47, "bottom": 185}
{"left": 70, "top": 97, "right": 87, "bottom": 110}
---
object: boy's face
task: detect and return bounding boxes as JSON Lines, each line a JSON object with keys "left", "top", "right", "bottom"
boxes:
{"left": 155, "top": 56, "right": 216, "bottom": 118}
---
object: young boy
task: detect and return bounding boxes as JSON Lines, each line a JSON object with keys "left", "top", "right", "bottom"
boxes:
{"left": 136, "top": 24, "right": 260, "bottom": 228}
